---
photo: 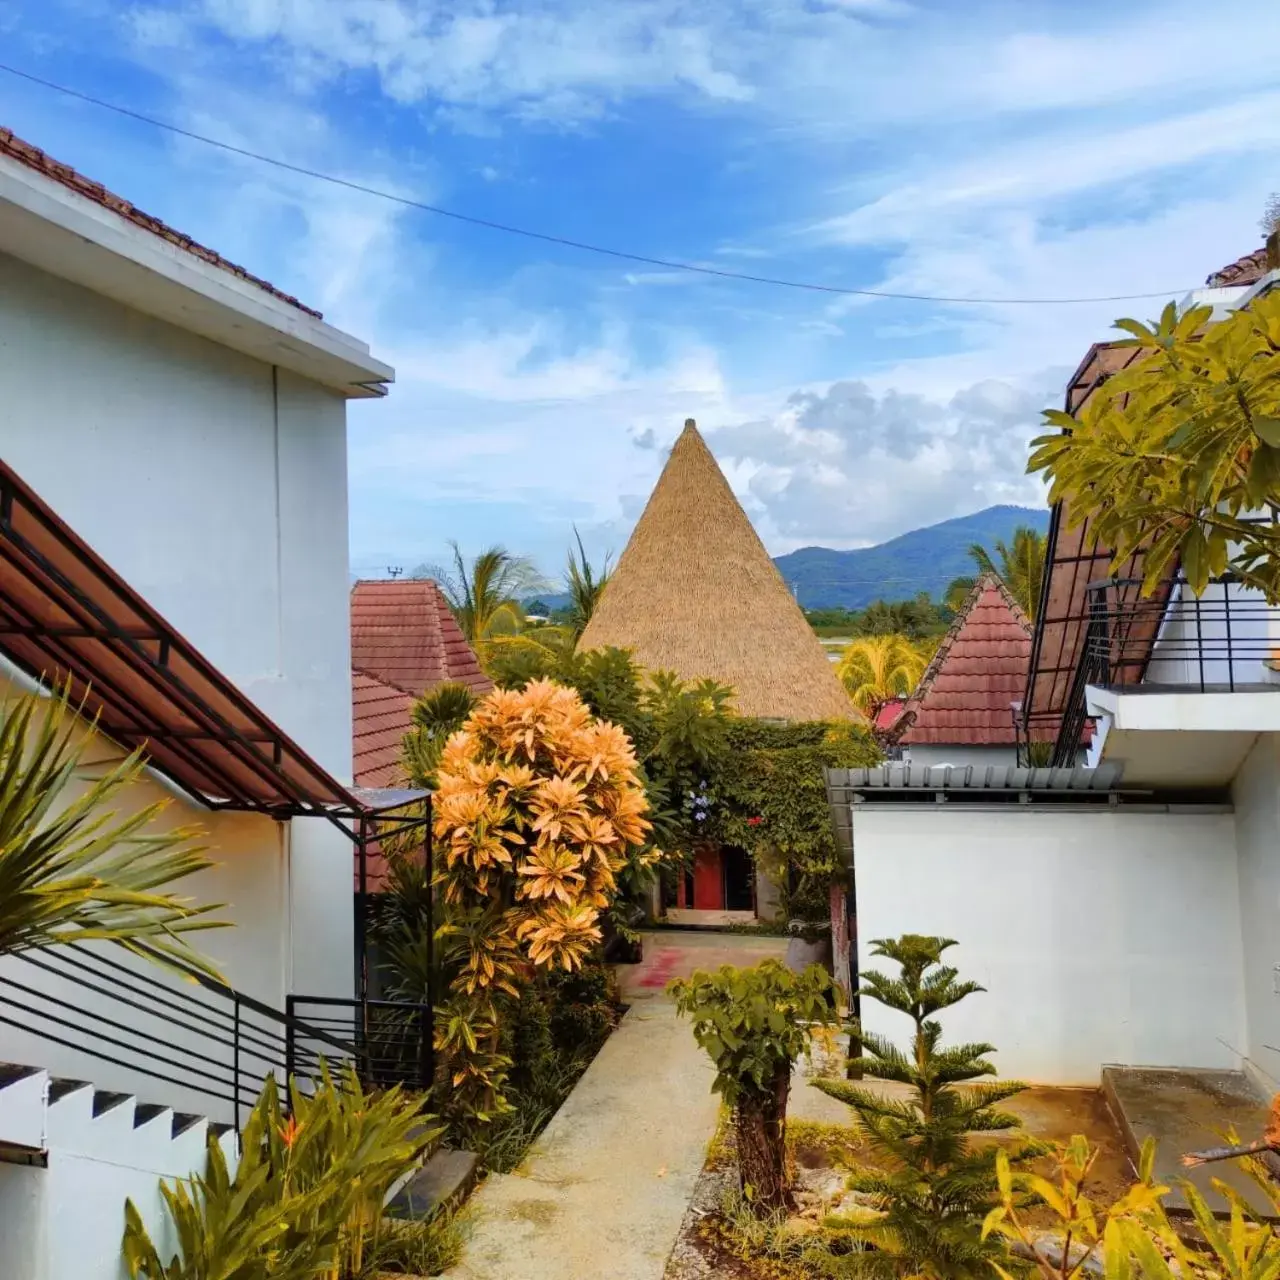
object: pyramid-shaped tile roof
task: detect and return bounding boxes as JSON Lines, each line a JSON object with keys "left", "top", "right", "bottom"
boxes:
{"left": 577, "top": 420, "right": 857, "bottom": 722}
{"left": 350, "top": 579, "right": 493, "bottom": 698}
{"left": 900, "top": 575, "right": 1048, "bottom": 746}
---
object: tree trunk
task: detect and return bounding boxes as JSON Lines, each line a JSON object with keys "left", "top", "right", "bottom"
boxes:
{"left": 735, "top": 1064, "right": 792, "bottom": 1213}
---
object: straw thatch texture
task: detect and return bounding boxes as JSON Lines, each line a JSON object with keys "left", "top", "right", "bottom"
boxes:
{"left": 578, "top": 420, "right": 858, "bottom": 721}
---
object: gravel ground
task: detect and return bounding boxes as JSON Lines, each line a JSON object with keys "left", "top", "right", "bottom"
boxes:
{"left": 663, "top": 1162, "right": 738, "bottom": 1280}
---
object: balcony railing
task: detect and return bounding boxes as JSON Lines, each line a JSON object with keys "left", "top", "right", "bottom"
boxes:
{"left": 0, "top": 943, "right": 431, "bottom": 1134}
{"left": 1050, "top": 573, "right": 1280, "bottom": 764}
{"left": 287, "top": 995, "right": 433, "bottom": 1096}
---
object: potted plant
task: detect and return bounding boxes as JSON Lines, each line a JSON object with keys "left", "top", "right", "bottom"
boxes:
{"left": 783, "top": 872, "right": 833, "bottom": 975}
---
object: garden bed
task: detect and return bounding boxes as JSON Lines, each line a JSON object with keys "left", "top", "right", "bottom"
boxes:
{"left": 665, "top": 1086, "right": 1135, "bottom": 1280}
{"left": 468, "top": 966, "right": 626, "bottom": 1177}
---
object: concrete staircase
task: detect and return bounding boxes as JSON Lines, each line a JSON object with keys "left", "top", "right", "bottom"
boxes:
{"left": 0, "top": 1061, "right": 238, "bottom": 1280}
{"left": 0, "top": 1061, "right": 237, "bottom": 1168}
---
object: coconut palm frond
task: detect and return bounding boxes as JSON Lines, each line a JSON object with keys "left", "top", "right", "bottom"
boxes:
{"left": 435, "top": 543, "right": 547, "bottom": 646}
{"left": 565, "top": 526, "right": 612, "bottom": 642}
{"left": 835, "top": 635, "right": 927, "bottom": 717}
{"left": 966, "top": 527, "right": 1046, "bottom": 622}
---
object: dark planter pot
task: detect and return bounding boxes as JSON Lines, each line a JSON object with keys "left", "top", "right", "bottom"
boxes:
{"left": 601, "top": 912, "right": 644, "bottom": 964}
{"left": 784, "top": 919, "right": 832, "bottom": 975}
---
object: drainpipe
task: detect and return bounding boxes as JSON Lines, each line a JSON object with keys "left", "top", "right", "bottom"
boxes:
{"left": 845, "top": 881, "right": 862, "bottom": 1080}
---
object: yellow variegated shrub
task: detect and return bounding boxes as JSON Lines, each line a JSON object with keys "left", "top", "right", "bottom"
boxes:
{"left": 432, "top": 679, "right": 652, "bottom": 1123}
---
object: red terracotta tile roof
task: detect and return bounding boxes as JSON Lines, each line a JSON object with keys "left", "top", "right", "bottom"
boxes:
{"left": 874, "top": 698, "right": 906, "bottom": 733}
{"left": 350, "top": 579, "right": 493, "bottom": 698}
{"left": 352, "top": 669, "right": 416, "bottom": 789}
{"left": 901, "top": 576, "right": 1050, "bottom": 746}
{"left": 1205, "top": 247, "right": 1269, "bottom": 289}
{"left": 0, "top": 127, "right": 322, "bottom": 318}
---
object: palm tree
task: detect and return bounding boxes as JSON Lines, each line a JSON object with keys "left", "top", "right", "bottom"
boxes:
{"left": 835, "top": 635, "right": 927, "bottom": 717}
{"left": 0, "top": 687, "right": 227, "bottom": 975}
{"left": 944, "top": 576, "right": 975, "bottom": 613}
{"left": 966, "top": 525, "right": 1047, "bottom": 622}
{"left": 565, "top": 526, "right": 612, "bottom": 642}
{"left": 428, "top": 543, "right": 545, "bottom": 646}
{"left": 402, "top": 681, "right": 478, "bottom": 790}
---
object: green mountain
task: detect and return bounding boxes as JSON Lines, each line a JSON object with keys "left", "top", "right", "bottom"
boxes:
{"left": 772, "top": 504, "right": 1050, "bottom": 610}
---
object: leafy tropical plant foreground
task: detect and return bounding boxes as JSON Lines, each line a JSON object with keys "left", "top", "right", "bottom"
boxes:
{"left": 666, "top": 935, "right": 1280, "bottom": 1280}
{"left": 122, "top": 1064, "right": 455, "bottom": 1280}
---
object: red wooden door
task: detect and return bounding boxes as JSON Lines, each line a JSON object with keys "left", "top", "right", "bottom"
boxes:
{"left": 691, "top": 846, "right": 725, "bottom": 910}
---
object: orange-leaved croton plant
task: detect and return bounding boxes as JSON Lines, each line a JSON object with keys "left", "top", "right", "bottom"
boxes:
{"left": 431, "top": 678, "right": 655, "bottom": 1124}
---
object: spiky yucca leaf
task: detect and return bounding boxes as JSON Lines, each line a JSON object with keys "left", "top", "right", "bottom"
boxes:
{"left": 0, "top": 685, "right": 226, "bottom": 976}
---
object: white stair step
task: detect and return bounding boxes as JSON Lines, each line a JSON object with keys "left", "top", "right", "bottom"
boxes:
{"left": 130, "top": 1102, "right": 176, "bottom": 1168}
{"left": 44, "top": 1078, "right": 94, "bottom": 1147}
{"left": 0, "top": 1063, "right": 48, "bottom": 1151}
{"left": 59, "top": 1089, "right": 137, "bottom": 1161}
{"left": 168, "top": 1111, "right": 210, "bottom": 1171}
{"left": 3, "top": 1063, "right": 236, "bottom": 1174}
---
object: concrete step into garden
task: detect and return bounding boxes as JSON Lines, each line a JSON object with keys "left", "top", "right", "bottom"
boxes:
{"left": 386, "top": 1147, "right": 479, "bottom": 1220}
{"left": 1102, "top": 1065, "right": 1278, "bottom": 1219}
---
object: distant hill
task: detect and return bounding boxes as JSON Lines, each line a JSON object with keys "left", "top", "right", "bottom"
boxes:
{"left": 773, "top": 505, "right": 1050, "bottom": 610}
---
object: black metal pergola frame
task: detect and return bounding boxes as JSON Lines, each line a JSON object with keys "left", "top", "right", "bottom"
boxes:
{"left": 0, "top": 457, "right": 431, "bottom": 1001}
{"left": 1018, "top": 341, "right": 1173, "bottom": 761}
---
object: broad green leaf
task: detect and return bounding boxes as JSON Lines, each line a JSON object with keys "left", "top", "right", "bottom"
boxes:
{"left": 1254, "top": 416, "right": 1280, "bottom": 447}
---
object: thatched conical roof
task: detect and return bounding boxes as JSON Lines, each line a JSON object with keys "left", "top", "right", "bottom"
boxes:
{"left": 578, "top": 420, "right": 857, "bottom": 721}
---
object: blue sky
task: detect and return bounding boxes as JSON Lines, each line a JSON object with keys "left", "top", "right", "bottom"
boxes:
{"left": 3, "top": 0, "right": 1279, "bottom": 588}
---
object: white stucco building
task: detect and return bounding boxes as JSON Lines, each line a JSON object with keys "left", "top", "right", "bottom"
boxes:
{"left": 828, "top": 253, "right": 1280, "bottom": 1104}
{"left": 0, "top": 129, "right": 406, "bottom": 1279}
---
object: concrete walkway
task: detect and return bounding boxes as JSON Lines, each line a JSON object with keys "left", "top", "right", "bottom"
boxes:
{"left": 444, "top": 930, "right": 787, "bottom": 1280}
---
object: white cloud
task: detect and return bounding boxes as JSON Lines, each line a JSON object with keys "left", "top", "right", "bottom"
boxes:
{"left": 702, "top": 375, "right": 1054, "bottom": 551}
{"left": 74, "top": 0, "right": 1280, "bottom": 575}
{"left": 129, "top": 0, "right": 1280, "bottom": 130}
{"left": 814, "top": 92, "right": 1280, "bottom": 248}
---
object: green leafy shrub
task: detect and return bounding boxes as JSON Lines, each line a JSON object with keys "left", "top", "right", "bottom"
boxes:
{"left": 986, "top": 1130, "right": 1280, "bottom": 1280}
{"left": 476, "top": 960, "right": 621, "bottom": 1174}
{"left": 714, "top": 720, "right": 880, "bottom": 921}
{"left": 361, "top": 1211, "right": 467, "bottom": 1278}
{"left": 402, "top": 681, "right": 478, "bottom": 790}
{"left": 122, "top": 1064, "right": 438, "bottom": 1280}
{"left": 670, "top": 960, "right": 839, "bottom": 1213}
{"left": 813, "top": 935, "right": 1036, "bottom": 1280}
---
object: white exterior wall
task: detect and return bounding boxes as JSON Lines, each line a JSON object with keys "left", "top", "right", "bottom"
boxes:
{"left": 0, "top": 1120, "right": 236, "bottom": 1280}
{"left": 0, "top": 249, "right": 354, "bottom": 1001}
{"left": 0, "top": 675, "right": 295, "bottom": 1123}
{"left": 1143, "top": 578, "right": 1280, "bottom": 689}
{"left": 901, "top": 744, "right": 1019, "bottom": 769}
{"left": 852, "top": 806, "right": 1245, "bottom": 1083}
{"left": 1231, "top": 735, "right": 1280, "bottom": 1095}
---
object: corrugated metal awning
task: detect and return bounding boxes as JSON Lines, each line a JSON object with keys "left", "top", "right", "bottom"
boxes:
{"left": 0, "top": 458, "right": 425, "bottom": 830}
{"left": 827, "top": 763, "right": 1125, "bottom": 793}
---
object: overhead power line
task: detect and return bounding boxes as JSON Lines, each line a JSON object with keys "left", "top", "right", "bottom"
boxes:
{"left": 0, "top": 63, "right": 1203, "bottom": 306}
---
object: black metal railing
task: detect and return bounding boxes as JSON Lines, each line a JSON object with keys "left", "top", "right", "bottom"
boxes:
{"left": 286, "top": 996, "right": 434, "bottom": 1095}
{"left": 0, "top": 945, "right": 361, "bottom": 1133}
{"left": 1049, "top": 573, "right": 1280, "bottom": 764}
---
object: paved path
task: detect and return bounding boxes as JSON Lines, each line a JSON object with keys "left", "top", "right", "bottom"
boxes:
{"left": 444, "top": 930, "right": 787, "bottom": 1280}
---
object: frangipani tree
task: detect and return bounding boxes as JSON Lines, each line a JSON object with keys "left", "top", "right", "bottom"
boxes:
{"left": 432, "top": 679, "right": 655, "bottom": 1122}
{"left": 1029, "top": 294, "right": 1280, "bottom": 600}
